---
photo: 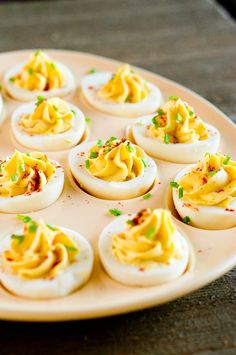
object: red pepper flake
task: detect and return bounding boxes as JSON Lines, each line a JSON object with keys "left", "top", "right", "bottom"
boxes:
{"left": 139, "top": 267, "right": 145, "bottom": 272}
{"left": 55, "top": 165, "right": 61, "bottom": 169}
{"left": 202, "top": 176, "right": 208, "bottom": 184}
{"left": 198, "top": 249, "right": 203, "bottom": 254}
{"left": 225, "top": 208, "right": 235, "bottom": 212}
{"left": 218, "top": 189, "right": 224, "bottom": 193}
{"left": 88, "top": 86, "right": 94, "bottom": 90}
{"left": 182, "top": 203, "right": 199, "bottom": 212}
{"left": 79, "top": 164, "right": 83, "bottom": 168}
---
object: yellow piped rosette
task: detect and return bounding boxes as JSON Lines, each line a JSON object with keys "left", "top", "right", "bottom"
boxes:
{"left": 98, "top": 64, "right": 150, "bottom": 104}
{"left": 179, "top": 153, "right": 236, "bottom": 208}
{"left": 3, "top": 217, "right": 78, "bottom": 279}
{"left": 19, "top": 97, "right": 73, "bottom": 135}
{"left": 149, "top": 97, "right": 209, "bottom": 144}
{"left": 112, "top": 209, "right": 181, "bottom": 268}
{"left": 85, "top": 138, "right": 145, "bottom": 182}
{"left": 10, "top": 50, "right": 65, "bottom": 91}
{"left": 0, "top": 150, "right": 55, "bottom": 197}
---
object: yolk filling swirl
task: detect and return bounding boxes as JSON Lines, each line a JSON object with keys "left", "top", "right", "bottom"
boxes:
{"left": 10, "top": 50, "right": 65, "bottom": 91}
{"left": 3, "top": 216, "right": 78, "bottom": 279}
{"left": 149, "top": 97, "right": 209, "bottom": 144}
{"left": 178, "top": 153, "right": 236, "bottom": 208}
{"left": 112, "top": 208, "right": 181, "bottom": 268}
{"left": 19, "top": 97, "right": 73, "bottom": 135}
{"left": 85, "top": 138, "right": 146, "bottom": 182}
{"left": 98, "top": 64, "right": 150, "bottom": 104}
{"left": 0, "top": 150, "right": 55, "bottom": 197}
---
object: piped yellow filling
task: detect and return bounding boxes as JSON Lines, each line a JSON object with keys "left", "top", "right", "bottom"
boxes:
{"left": 98, "top": 64, "right": 150, "bottom": 103}
{"left": 85, "top": 137, "right": 145, "bottom": 182}
{"left": 10, "top": 50, "right": 65, "bottom": 91}
{"left": 149, "top": 97, "right": 209, "bottom": 144}
{"left": 19, "top": 97, "right": 73, "bottom": 135}
{"left": 178, "top": 153, "right": 236, "bottom": 207}
{"left": 3, "top": 217, "right": 78, "bottom": 279}
{"left": 0, "top": 150, "right": 55, "bottom": 197}
{"left": 112, "top": 208, "right": 181, "bottom": 268}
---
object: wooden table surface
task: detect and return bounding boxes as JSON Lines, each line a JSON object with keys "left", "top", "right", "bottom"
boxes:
{"left": 0, "top": 0, "right": 236, "bottom": 354}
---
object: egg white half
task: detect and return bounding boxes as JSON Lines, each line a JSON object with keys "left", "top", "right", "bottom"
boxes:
{"left": 68, "top": 141, "right": 157, "bottom": 200}
{"left": 0, "top": 161, "right": 64, "bottom": 213}
{"left": 131, "top": 115, "right": 220, "bottom": 163}
{"left": 3, "top": 61, "right": 75, "bottom": 101}
{"left": 0, "top": 227, "right": 94, "bottom": 299}
{"left": 11, "top": 101, "right": 86, "bottom": 151}
{"left": 81, "top": 72, "right": 162, "bottom": 117}
{"left": 172, "top": 165, "right": 236, "bottom": 230}
{"left": 99, "top": 214, "right": 189, "bottom": 287}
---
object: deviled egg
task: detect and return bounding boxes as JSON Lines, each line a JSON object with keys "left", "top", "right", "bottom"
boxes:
{"left": 69, "top": 137, "right": 157, "bottom": 200}
{"left": 131, "top": 96, "right": 220, "bottom": 163}
{"left": 81, "top": 64, "right": 162, "bottom": 117}
{"left": 0, "top": 150, "right": 64, "bottom": 213}
{"left": 99, "top": 208, "right": 189, "bottom": 286}
{"left": 11, "top": 96, "right": 85, "bottom": 151}
{"left": 172, "top": 153, "right": 236, "bottom": 229}
{"left": 0, "top": 216, "right": 94, "bottom": 299}
{"left": 4, "top": 50, "right": 75, "bottom": 101}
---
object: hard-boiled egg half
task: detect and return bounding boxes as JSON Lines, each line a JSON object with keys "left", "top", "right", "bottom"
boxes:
{"left": 0, "top": 150, "right": 64, "bottom": 213}
{"left": 81, "top": 64, "right": 162, "bottom": 117}
{"left": 4, "top": 50, "right": 75, "bottom": 101}
{"left": 69, "top": 137, "right": 157, "bottom": 200}
{"left": 11, "top": 96, "right": 86, "bottom": 151}
{"left": 99, "top": 208, "right": 189, "bottom": 286}
{"left": 172, "top": 153, "right": 236, "bottom": 229}
{"left": 0, "top": 216, "right": 94, "bottom": 299}
{"left": 131, "top": 96, "right": 220, "bottom": 163}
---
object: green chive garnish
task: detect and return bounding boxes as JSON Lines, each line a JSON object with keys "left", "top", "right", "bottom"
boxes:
{"left": 85, "top": 159, "right": 90, "bottom": 169}
{"left": 182, "top": 216, "right": 191, "bottom": 225}
{"left": 126, "top": 219, "right": 135, "bottom": 226}
{"left": 17, "top": 215, "right": 32, "bottom": 223}
{"left": 126, "top": 144, "right": 133, "bottom": 153}
{"left": 50, "top": 62, "right": 56, "bottom": 70}
{"left": 19, "top": 163, "right": 25, "bottom": 173}
{"left": 176, "top": 113, "right": 183, "bottom": 123}
{"left": 64, "top": 245, "right": 78, "bottom": 252}
{"left": 152, "top": 116, "right": 158, "bottom": 128}
{"left": 208, "top": 170, "right": 217, "bottom": 177}
{"left": 70, "top": 109, "right": 76, "bottom": 115}
{"left": 11, "top": 173, "right": 18, "bottom": 182}
{"left": 205, "top": 152, "right": 210, "bottom": 158}
{"left": 29, "top": 222, "right": 38, "bottom": 233}
{"left": 223, "top": 155, "right": 231, "bottom": 165}
{"left": 170, "top": 181, "right": 179, "bottom": 188}
{"left": 164, "top": 133, "right": 170, "bottom": 144}
{"left": 145, "top": 227, "right": 156, "bottom": 239}
{"left": 34, "top": 50, "right": 41, "bottom": 56}
{"left": 90, "top": 152, "right": 98, "bottom": 159}
{"left": 169, "top": 95, "right": 179, "bottom": 101}
{"left": 26, "top": 152, "right": 31, "bottom": 157}
{"left": 28, "top": 68, "right": 34, "bottom": 75}
{"left": 141, "top": 158, "right": 147, "bottom": 167}
{"left": 157, "top": 108, "right": 165, "bottom": 116}
{"left": 85, "top": 117, "right": 91, "bottom": 124}
{"left": 189, "top": 110, "right": 194, "bottom": 116}
{"left": 143, "top": 192, "right": 152, "bottom": 200}
{"left": 97, "top": 139, "right": 103, "bottom": 148}
{"left": 125, "top": 96, "right": 130, "bottom": 103}
{"left": 109, "top": 208, "right": 122, "bottom": 216}
{"left": 178, "top": 187, "right": 184, "bottom": 199}
{"left": 46, "top": 224, "right": 56, "bottom": 231}
{"left": 11, "top": 234, "right": 25, "bottom": 244}
{"left": 36, "top": 95, "right": 45, "bottom": 107}
{"left": 9, "top": 77, "right": 15, "bottom": 83}
{"left": 88, "top": 68, "right": 97, "bottom": 74}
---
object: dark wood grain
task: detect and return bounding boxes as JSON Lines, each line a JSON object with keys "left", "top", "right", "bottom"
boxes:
{"left": 0, "top": 0, "right": 236, "bottom": 354}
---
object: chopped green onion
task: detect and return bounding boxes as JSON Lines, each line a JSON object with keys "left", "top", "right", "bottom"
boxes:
{"left": 11, "top": 173, "right": 18, "bottom": 182}
{"left": 223, "top": 155, "right": 231, "bottom": 165}
{"left": 26, "top": 152, "right": 31, "bottom": 157}
{"left": 125, "top": 96, "right": 130, "bottom": 103}
{"left": 126, "top": 144, "right": 133, "bottom": 153}
{"left": 169, "top": 95, "right": 179, "bottom": 101}
{"left": 88, "top": 68, "right": 97, "bottom": 74}
{"left": 70, "top": 109, "right": 76, "bottom": 115}
{"left": 85, "top": 159, "right": 90, "bottom": 169}
{"left": 170, "top": 181, "right": 179, "bottom": 188}
{"left": 205, "top": 152, "right": 210, "bottom": 158}
{"left": 90, "top": 152, "right": 98, "bottom": 159}
{"left": 46, "top": 223, "right": 56, "bottom": 231}
{"left": 109, "top": 136, "right": 117, "bottom": 142}
{"left": 157, "top": 108, "right": 165, "bottom": 116}
{"left": 29, "top": 222, "right": 38, "bottom": 233}
{"left": 178, "top": 186, "right": 184, "bottom": 199}
{"left": 176, "top": 113, "right": 183, "bottom": 123}
{"left": 164, "top": 133, "right": 170, "bottom": 144}
{"left": 19, "top": 163, "right": 25, "bottom": 173}
{"left": 0, "top": 164, "right": 2, "bottom": 173}
{"left": 189, "top": 110, "right": 194, "bottom": 116}
{"left": 182, "top": 216, "right": 191, "bottom": 225}
{"left": 143, "top": 192, "right": 152, "bottom": 200}
{"left": 145, "top": 227, "right": 156, "bottom": 239}
{"left": 34, "top": 50, "right": 41, "bottom": 56}
{"left": 36, "top": 95, "right": 45, "bottom": 107}
{"left": 208, "top": 170, "right": 217, "bottom": 177}
{"left": 141, "top": 158, "right": 147, "bottom": 167}
{"left": 85, "top": 117, "right": 91, "bottom": 124}
{"left": 109, "top": 208, "right": 122, "bottom": 216}
{"left": 9, "top": 77, "right": 15, "bottom": 83}
{"left": 17, "top": 215, "right": 32, "bottom": 223}
{"left": 126, "top": 219, "right": 135, "bottom": 226}
{"left": 97, "top": 139, "right": 103, "bottom": 148}
{"left": 105, "top": 148, "right": 112, "bottom": 153}
{"left": 152, "top": 116, "right": 158, "bottom": 128}
{"left": 11, "top": 234, "right": 25, "bottom": 244}
{"left": 28, "top": 68, "right": 34, "bottom": 75}
{"left": 64, "top": 245, "right": 78, "bottom": 252}
{"left": 50, "top": 62, "right": 56, "bottom": 70}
